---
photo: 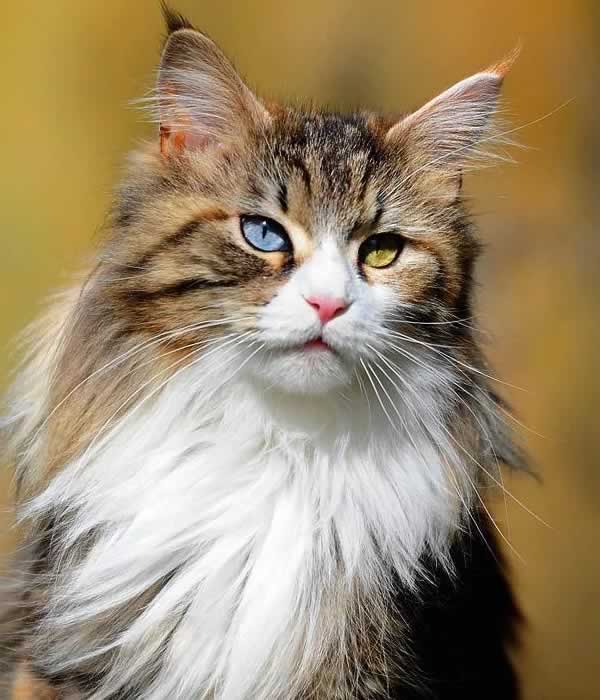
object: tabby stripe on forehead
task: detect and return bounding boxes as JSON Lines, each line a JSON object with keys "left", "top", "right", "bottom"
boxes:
{"left": 291, "top": 158, "right": 312, "bottom": 195}
{"left": 134, "top": 208, "right": 229, "bottom": 272}
{"left": 358, "top": 159, "right": 375, "bottom": 203}
{"left": 373, "top": 192, "right": 385, "bottom": 228}
{"left": 277, "top": 181, "right": 288, "bottom": 213}
{"left": 348, "top": 192, "right": 385, "bottom": 240}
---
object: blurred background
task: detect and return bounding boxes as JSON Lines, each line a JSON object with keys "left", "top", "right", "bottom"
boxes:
{"left": 1, "top": 1, "right": 598, "bottom": 698}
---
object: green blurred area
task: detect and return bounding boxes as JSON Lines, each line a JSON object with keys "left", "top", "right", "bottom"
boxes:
{"left": 1, "top": 2, "right": 599, "bottom": 698}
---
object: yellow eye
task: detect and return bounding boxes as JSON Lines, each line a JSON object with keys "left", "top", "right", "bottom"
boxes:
{"left": 359, "top": 234, "right": 404, "bottom": 269}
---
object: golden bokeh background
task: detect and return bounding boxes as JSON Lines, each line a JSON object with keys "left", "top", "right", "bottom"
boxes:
{"left": 1, "top": 2, "right": 598, "bottom": 698}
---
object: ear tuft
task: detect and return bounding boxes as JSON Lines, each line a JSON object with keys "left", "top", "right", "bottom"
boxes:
{"left": 161, "top": 3, "right": 196, "bottom": 35}
{"left": 484, "top": 43, "right": 522, "bottom": 81}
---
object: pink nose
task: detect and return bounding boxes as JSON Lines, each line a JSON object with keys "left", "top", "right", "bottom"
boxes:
{"left": 304, "top": 296, "right": 349, "bottom": 324}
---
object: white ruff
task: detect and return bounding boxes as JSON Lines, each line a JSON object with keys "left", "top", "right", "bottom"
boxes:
{"left": 27, "top": 351, "right": 471, "bottom": 700}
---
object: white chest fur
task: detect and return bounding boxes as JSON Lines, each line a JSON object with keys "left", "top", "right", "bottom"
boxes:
{"left": 29, "top": 367, "right": 469, "bottom": 700}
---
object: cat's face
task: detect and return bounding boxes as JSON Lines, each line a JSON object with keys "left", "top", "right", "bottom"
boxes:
{"left": 225, "top": 112, "right": 471, "bottom": 395}
{"left": 108, "top": 25, "right": 507, "bottom": 396}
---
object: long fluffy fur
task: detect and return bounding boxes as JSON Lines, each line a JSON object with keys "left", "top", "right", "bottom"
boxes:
{"left": 1, "top": 298, "right": 520, "bottom": 698}
{"left": 1, "top": 13, "right": 524, "bottom": 700}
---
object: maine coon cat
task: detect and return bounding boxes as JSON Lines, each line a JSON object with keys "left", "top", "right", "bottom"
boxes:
{"left": 1, "top": 7, "right": 525, "bottom": 699}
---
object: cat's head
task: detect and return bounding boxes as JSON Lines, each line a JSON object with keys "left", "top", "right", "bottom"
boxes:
{"left": 105, "top": 11, "right": 513, "bottom": 396}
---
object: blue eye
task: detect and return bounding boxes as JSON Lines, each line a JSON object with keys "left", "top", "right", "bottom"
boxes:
{"left": 240, "top": 215, "right": 292, "bottom": 253}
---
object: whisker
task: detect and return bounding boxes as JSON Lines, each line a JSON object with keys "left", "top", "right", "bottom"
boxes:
{"left": 380, "top": 328, "right": 526, "bottom": 392}
{"left": 65, "top": 331, "right": 257, "bottom": 494}
{"left": 367, "top": 344, "right": 547, "bottom": 530}
{"left": 359, "top": 360, "right": 400, "bottom": 439}
{"left": 353, "top": 368, "right": 372, "bottom": 431}
{"left": 378, "top": 330, "right": 540, "bottom": 445}
{"left": 366, "top": 357, "right": 459, "bottom": 495}
{"left": 39, "top": 333, "right": 262, "bottom": 578}
{"left": 26, "top": 315, "right": 255, "bottom": 453}
{"left": 366, "top": 346, "right": 523, "bottom": 561}
{"left": 385, "top": 307, "right": 475, "bottom": 330}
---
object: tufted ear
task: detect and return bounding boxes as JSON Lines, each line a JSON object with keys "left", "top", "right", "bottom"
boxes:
{"left": 155, "top": 8, "right": 269, "bottom": 156}
{"left": 386, "top": 53, "right": 516, "bottom": 201}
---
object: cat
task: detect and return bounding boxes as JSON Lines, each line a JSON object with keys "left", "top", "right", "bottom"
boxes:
{"left": 0, "top": 6, "right": 525, "bottom": 699}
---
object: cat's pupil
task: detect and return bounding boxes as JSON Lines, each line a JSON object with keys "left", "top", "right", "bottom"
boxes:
{"left": 240, "top": 215, "right": 291, "bottom": 253}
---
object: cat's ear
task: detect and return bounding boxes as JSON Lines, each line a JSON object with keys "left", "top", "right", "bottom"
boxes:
{"left": 155, "top": 13, "right": 269, "bottom": 156}
{"left": 386, "top": 53, "right": 516, "bottom": 201}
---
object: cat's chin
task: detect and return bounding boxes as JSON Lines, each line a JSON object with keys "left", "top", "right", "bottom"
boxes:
{"left": 249, "top": 345, "right": 354, "bottom": 395}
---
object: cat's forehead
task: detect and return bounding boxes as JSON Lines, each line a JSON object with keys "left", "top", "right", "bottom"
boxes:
{"left": 274, "top": 111, "right": 379, "bottom": 154}
{"left": 271, "top": 111, "right": 383, "bottom": 188}
{"left": 262, "top": 111, "right": 387, "bottom": 234}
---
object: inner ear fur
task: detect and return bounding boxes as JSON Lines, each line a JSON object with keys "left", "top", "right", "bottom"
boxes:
{"left": 156, "top": 26, "right": 269, "bottom": 155}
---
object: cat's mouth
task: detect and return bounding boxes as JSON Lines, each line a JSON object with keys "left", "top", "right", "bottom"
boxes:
{"left": 303, "top": 337, "right": 330, "bottom": 351}
{"left": 259, "top": 332, "right": 342, "bottom": 357}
